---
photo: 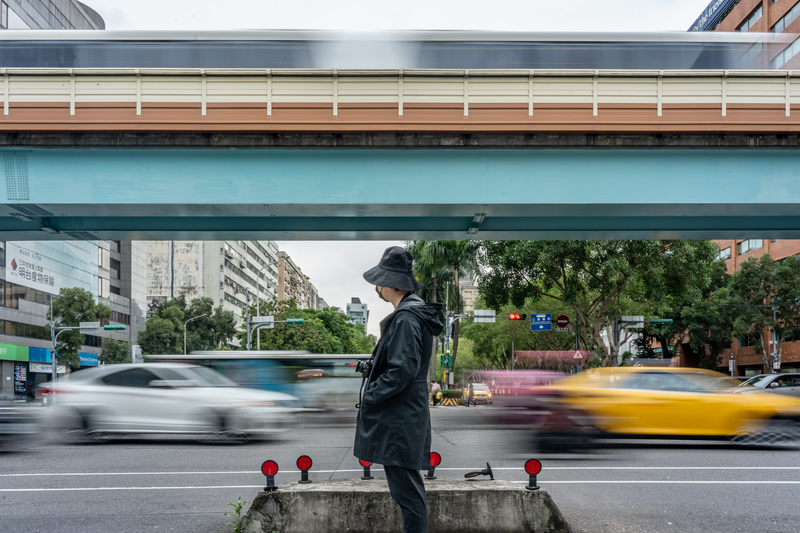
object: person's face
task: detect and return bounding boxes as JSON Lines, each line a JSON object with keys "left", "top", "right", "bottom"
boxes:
{"left": 375, "top": 285, "right": 390, "bottom": 302}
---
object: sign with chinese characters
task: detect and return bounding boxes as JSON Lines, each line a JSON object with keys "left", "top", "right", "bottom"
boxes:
{"left": 5, "top": 241, "right": 98, "bottom": 297}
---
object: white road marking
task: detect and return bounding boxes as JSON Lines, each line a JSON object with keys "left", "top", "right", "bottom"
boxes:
{"left": 4, "top": 480, "right": 800, "bottom": 492}
{"left": 1, "top": 466, "right": 798, "bottom": 477}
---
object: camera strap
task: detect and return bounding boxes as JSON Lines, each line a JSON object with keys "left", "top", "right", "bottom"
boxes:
{"left": 355, "top": 348, "right": 379, "bottom": 409}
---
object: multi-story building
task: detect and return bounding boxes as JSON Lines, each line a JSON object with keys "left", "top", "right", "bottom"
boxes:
{"left": 690, "top": 0, "right": 800, "bottom": 68}
{"left": 708, "top": 239, "right": 800, "bottom": 376}
{"left": 146, "top": 240, "right": 281, "bottom": 323}
{"left": 460, "top": 280, "right": 480, "bottom": 313}
{"left": 1, "top": 0, "right": 104, "bottom": 30}
{"left": 276, "top": 251, "right": 320, "bottom": 310}
{"left": 1, "top": 240, "right": 147, "bottom": 400}
{"left": 346, "top": 297, "right": 369, "bottom": 330}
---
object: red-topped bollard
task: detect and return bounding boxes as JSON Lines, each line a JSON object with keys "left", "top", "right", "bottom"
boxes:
{"left": 297, "top": 455, "right": 312, "bottom": 484}
{"left": 525, "top": 459, "right": 542, "bottom": 491}
{"left": 359, "top": 459, "right": 374, "bottom": 480}
{"left": 425, "top": 451, "right": 442, "bottom": 480}
{"left": 261, "top": 460, "right": 279, "bottom": 491}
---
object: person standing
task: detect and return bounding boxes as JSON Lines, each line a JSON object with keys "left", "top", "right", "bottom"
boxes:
{"left": 354, "top": 246, "right": 443, "bottom": 533}
{"left": 431, "top": 381, "right": 442, "bottom": 407}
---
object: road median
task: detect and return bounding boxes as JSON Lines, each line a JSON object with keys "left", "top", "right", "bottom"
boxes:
{"left": 243, "top": 478, "right": 572, "bottom": 533}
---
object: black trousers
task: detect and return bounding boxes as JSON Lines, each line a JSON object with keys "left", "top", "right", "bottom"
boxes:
{"left": 383, "top": 464, "right": 428, "bottom": 533}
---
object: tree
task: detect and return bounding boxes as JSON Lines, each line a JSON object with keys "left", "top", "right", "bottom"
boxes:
{"left": 408, "top": 241, "right": 478, "bottom": 370}
{"left": 138, "top": 295, "right": 237, "bottom": 355}
{"left": 477, "top": 240, "right": 719, "bottom": 367}
{"left": 237, "top": 299, "right": 377, "bottom": 354}
{"left": 48, "top": 287, "right": 111, "bottom": 369}
{"left": 728, "top": 254, "right": 800, "bottom": 373}
{"left": 100, "top": 338, "right": 131, "bottom": 364}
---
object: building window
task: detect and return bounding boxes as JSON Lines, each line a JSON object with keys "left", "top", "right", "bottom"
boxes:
{"left": 737, "top": 239, "right": 763, "bottom": 255}
{"left": 110, "top": 285, "right": 121, "bottom": 296}
{"left": 771, "top": 37, "right": 800, "bottom": 68}
{"left": 1, "top": 2, "right": 7, "bottom": 29}
{"left": 738, "top": 5, "right": 762, "bottom": 31}
{"left": 742, "top": 39, "right": 762, "bottom": 64}
{"left": 717, "top": 247, "right": 732, "bottom": 261}
{"left": 773, "top": 3, "right": 800, "bottom": 32}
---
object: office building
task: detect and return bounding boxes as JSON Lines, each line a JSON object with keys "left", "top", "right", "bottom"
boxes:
{"left": 1, "top": 0, "right": 104, "bottom": 30}
{"left": 691, "top": 0, "right": 800, "bottom": 68}
{"left": 1, "top": 240, "right": 147, "bottom": 400}
{"left": 346, "top": 297, "right": 369, "bottom": 330}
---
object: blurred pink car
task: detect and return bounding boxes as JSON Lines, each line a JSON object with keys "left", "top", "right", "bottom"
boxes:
{"left": 476, "top": 370, "right": 566, "bottom": 425}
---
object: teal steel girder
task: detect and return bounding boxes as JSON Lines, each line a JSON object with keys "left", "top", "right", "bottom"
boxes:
{"left": 2, "top": 148, "right": 799, "bottom": 240}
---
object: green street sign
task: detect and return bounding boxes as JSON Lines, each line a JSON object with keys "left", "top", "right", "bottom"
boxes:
{"left": 286, "top": 318, "right": 305, "bottom": 324}
{"left": 648, "top": 319, "right": 673, "bottom": 325}
{"left": 103, "top": 325, "right": 127, "bottom": 330}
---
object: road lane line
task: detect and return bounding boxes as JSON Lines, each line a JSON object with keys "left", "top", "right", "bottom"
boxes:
{"left": 3, "top": 466, "right": 800, "bottom": 477}
{"left": 5, "top": 481, "right": 800, "bottom": 492}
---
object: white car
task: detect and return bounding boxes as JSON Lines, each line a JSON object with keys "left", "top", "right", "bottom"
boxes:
{"left": 39, "top": 363, "right": 298, "bottom": 442}
{"left": 740, "top": 374, "right": 800, "bottom": 398}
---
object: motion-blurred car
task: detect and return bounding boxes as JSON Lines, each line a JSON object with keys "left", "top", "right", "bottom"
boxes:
{"left": 39, "top": 363, "right": 298, "bottom": 442}
{"left": 0, "top": 401, "right": 43, "bottom": 451}
{"left": 528, "top": 367, "right": 800, "bottom": 452}
{"left": 740, "top": 374, "right": 800, "bottom": 397}
{"left": 465, "top": 383, "right": 493, "bottom": 405}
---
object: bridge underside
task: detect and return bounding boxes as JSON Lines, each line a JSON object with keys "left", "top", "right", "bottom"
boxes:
{"left": 2, "top": 133, "right": 799, "bottom": 241}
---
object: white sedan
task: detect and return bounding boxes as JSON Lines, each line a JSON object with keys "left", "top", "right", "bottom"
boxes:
{"left": 39, "top": 363, "right": 298, "bottom": 442}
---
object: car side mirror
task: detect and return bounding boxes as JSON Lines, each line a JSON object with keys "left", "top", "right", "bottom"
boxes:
{"left": 769, "top": 382, "right": 779, "bottom": 388}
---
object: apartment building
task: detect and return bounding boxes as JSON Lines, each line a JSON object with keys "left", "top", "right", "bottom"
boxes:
{"left": 146, "top": 240, "right": 281, "bottom": 322}
{"left": 276, "top": 251, "right": 320, "bottom": 310}
{"left": 346, "top": 297, "right": 369, "bottom": 330}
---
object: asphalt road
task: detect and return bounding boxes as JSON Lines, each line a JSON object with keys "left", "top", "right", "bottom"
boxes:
{"left": 1, "top": 406, "right": 799, "bottom": 533}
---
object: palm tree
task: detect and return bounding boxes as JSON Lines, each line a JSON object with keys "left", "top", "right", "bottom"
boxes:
{"left": 413, "top": 241, "right": 479, "bottom": 373}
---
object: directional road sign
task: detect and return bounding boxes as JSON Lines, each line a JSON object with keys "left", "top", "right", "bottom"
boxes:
{"left": 530, "top": 314, "right": 552, "bottom": 332}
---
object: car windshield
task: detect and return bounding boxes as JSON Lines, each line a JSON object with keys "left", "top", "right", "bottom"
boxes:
{"left": 741, "top": 375, "right": 770, "bottom": 387}
{"left": 472, "top": 384, "right": 490, "bottom": 391}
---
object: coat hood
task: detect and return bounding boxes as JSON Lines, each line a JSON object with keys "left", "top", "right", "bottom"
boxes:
{"left": 394, "top": 294, "right": 444, "bottom": 336}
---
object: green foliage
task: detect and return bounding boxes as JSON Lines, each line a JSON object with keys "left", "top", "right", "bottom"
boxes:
{"left": 99, "top": 338, "right": 131, "bottom": 364}
{"left": 138, "top": 295, "right": 237, "bottom": 355}
{"left": 239, "top": 299, "right": 376, "bottom": 354}
{"left": 441, "top": 389, "right": 463, "bottom": 398}
{"left": 48, "top": 287, "right": 111, "bottom": 370}
{"left": 476, "top": 240, "right": 719, "bottom": 366}
{"left": 223, "top": 497, "right": 249, "bottom": 533}
{"left": 727, "top": 254, "right": 800, "bottom": 372}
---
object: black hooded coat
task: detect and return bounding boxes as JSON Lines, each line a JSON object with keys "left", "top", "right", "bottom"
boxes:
{"left": 354, "top": 294, "right": 443, "bottom": 470}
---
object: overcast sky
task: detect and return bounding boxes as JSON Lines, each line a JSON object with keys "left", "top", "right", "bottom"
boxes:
{"left": 86, "top": 0, "right": 713, "bottom": 335}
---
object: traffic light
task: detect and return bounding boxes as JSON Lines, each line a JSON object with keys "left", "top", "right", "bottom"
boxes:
{"left": 509, "top": 313, "right": 527, "bottom": 321}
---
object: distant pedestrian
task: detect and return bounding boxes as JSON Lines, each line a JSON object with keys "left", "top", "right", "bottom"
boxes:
{"left": 354, "top": 246, "right": 444, "bottom": 533}
{"left": 431, "top": 381, "right": 442, "bottom": 406}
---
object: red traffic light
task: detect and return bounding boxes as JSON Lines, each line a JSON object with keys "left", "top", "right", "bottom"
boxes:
{"left": 359, "top": 459, "right": 373, "bottom": 468}
{"left": 296, "top": 455, "right": 313, "bottom": 471}
{"left": 525, "top": 459, "right": 542, "bottom": 476}
{"left": 509, "top": 313, "right": 527, "bottom": 321}
{"left": 261, "top": 460, "right": 279, "bottom": 476}
{"left": 430, "top": 452, "right": 442, "bottom": 468}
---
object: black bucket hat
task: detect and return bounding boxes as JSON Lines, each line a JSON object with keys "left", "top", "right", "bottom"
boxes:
{"left": 363, "top": 246, "right": 422, "bottom": 292}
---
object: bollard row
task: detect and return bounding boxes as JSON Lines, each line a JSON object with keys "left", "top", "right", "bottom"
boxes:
{"left": 258, "top": 455, "right": 543, "bottom": 489}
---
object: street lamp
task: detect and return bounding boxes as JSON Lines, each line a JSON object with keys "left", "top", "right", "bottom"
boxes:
{"left": 256, "top": 257, "right": 284, "bottom": 350}
{"left": 184, "top": 314, "right": 208, "bottom": 355}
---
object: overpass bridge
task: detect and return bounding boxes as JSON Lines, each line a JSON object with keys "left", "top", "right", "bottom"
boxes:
{"left": 2, "top": 67, "right": 800, "bottom": 240}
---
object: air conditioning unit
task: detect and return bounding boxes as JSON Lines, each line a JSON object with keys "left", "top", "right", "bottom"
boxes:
{"left": 225, "top": 250, "right": 234, "bottom": 259}
{"left": 239, "top": 260, "right": 246, "bottom": 269}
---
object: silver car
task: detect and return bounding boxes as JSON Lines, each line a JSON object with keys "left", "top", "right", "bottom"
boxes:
{"left": 740, "top": 374, "right": 800, "bottom": 397}
{"left": 39, "top": 363, "right": 298, "bottom": 442}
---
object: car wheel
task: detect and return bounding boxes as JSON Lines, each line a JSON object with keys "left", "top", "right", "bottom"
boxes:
{"left": 201, "top": 412, "right": 248, "bottom": 445}
{"left": 732, "top": 417, "right": 800, "bottom": 448}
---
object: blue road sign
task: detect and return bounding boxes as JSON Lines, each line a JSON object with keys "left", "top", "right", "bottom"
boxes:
{"left": 531, "top": 314, "right": 552, "bottom": 332}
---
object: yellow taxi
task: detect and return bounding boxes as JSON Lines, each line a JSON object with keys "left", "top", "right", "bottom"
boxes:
{"left": 464, "top": 383, "right": 494, "bottom": 405}
{"left": 529, "top": 367, "right": 800, "bottom": 451}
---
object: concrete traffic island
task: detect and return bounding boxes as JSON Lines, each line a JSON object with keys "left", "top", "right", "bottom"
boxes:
{"left": 243, "top": 478, "right": 572, "bottom": 533}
